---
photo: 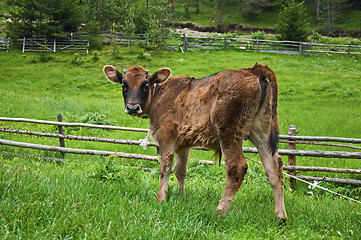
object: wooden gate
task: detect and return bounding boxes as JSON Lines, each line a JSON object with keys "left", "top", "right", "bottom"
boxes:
{"left": 19, "top": 37, "right": 89, "bottom": 53}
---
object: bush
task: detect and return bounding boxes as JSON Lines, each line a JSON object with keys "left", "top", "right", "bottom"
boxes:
{"left": 310, "top": 31, "right": 322, "bottom": 42}
{"left": 87, "top": 20, "right": 103, "bottom": 50}
{"left": 252, "top": 31, "right": 266, "bottom": 40}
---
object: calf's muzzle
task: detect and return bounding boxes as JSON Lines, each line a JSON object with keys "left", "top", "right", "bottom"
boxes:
{"left": 125, "top": 104, "right": 142, "bottom": 115}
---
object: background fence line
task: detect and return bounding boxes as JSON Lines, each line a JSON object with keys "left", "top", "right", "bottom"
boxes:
{"left": 110, "top": 32, "right": 361, "bottom": 55}
{"left": 1, "top": 32, "right": 361, "bottom": 55}
{"left": 0, "top": 115, "right": 360, "bottom": 186}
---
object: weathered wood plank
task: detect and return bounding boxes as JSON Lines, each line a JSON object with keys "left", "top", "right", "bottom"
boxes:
{"left": 0, "top": 128, "right": 158, "bottom": 147}
{"left": 296, "top": 175, "right": 361, "bottom": 185}
{"left": 283, "top": 165, "right": 361, "bottom": 174}
{"left": 0, "top": 139, "right": 159, "bottom": 161}
{"left": 0, "top": 117, "right": 149, "bottom": 132}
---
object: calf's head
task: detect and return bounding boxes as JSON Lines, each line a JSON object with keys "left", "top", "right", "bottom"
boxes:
{"left": 103, "top": 65, "right": 171, "bottom": 117}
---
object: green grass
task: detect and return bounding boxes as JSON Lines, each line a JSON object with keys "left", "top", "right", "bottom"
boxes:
{"left": 0, "top": 47, "right": 361, "bottom": 239}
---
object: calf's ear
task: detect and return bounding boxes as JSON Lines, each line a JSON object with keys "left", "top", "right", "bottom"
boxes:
{"left": 103, "top": 65, "right": 123, "bottom": 84}
{"left": 149, "top": 68, "right": 171, "bottom": 85}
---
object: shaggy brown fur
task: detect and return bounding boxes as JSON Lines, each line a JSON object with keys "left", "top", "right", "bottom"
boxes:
{"left": 103, "top": 63, "right": 287, "bottom": 220}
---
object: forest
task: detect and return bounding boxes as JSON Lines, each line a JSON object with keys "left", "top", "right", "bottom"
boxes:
{"left": 1, "top": 0, "right": 360, "bottom": 41}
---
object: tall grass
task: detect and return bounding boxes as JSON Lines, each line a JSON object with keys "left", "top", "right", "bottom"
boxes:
{"left": 0, "top": 48, "right": 361, "bottom": 239}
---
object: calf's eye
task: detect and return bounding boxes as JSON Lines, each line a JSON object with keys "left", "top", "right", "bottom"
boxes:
{"left": 143, "top": 84, "right": 149, "bottom": 92}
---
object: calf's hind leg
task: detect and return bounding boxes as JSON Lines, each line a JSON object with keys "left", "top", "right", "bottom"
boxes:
{"left": 174, "top": 148, "right": 191, "bottom": 191}
{"left": 251, "top": 134, "right": 287, "bottom": 221}
{"left": 216, "top": 138, "right": 248, "bottom": 216}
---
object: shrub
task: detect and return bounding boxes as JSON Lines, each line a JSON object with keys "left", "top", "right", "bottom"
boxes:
{"left": 310, "top": 31, "right": 322, "bottom": 42}
{"left": 252, "top": 31, "right": 266, "bottom": 40}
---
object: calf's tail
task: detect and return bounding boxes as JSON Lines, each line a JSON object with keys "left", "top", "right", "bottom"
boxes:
{"left": 252, "top": 63, "right": 280, "bottom": 156}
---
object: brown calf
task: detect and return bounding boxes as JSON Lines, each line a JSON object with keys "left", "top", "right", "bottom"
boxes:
{"left": 103, "top": 63, "right": 287, "bottom": 221}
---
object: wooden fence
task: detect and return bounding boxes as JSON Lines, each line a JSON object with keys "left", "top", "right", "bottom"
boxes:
{"left": 0, "top": 116, "right": 361, "bottom": 186}
{"left": 98, "top": 32, "right": 361, "bottom": 55}
{"left": 18, "top": 37, "right": 89, "bottom": 53}
{"left": 2, "top": 32, "right": 361, "bottom": 56}
{"left": 112, "top": 32, "right": 149, "bottom": 45}
{"left": 168, "top": 35, "right": 361, "bottom": 55}
{"left": 85, "top": 31, "right": 361, "bottom": 56}
{"left": 0, "top": 37, "right": 10, "bottom": 52}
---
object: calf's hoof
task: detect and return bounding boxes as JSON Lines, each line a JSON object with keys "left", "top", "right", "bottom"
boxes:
{"left": 216, "top": 204, "right": 230, "bottom": 217}
{"left": 216, "top": 209, "right": 226, "bottom": 218}
{"left": 278, "top": 217, "right": 287, "bottom": 225}
{"left": 157, "top": 192, "right": 167, "bottom": 202}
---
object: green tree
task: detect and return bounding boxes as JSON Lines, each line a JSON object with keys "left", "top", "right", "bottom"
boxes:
{"left": 148, "top": 0, "right": 172, "bottom": 56}
{"left": 277, "top": 0, "right": 309, "bottom": 41}
{"left": 122, "top": 3, "right": 137, "bottom": 53}
{"left": 7, "top": 0, "right": 49, "bottom": 38}
{"left": 214, "top": 0, "right": 225, "bottom": 26}
{"left": 47, "top": 0, "right": 83, "bottom": 32}
{"left": 82, "top": 0, "right": 122, "bottom": 30}
{"left": 6, "top": 0, "right": 82, "bottom": 38}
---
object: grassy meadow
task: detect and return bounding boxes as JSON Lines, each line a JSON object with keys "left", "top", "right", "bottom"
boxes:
{"left": 0, "top": 47, "right": 361, "bottom": 239}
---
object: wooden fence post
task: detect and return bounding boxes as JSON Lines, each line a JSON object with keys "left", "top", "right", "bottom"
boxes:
{"left": 57, "top": 114, "right": 66, "bottom": 158}
{"left": 299, "top": 43, "right": 303, "bottom": 55}
{"left": 224, "top": 36, "right": 227, "bottom": 48}
{"left": 7, "top": 37, "right": 10, "bottom": 52}
{"left": 288, "top": 125, "right": 298, "bottom": 189}
{"left": 53, "top": 39, "right": 56, "bottom": 53}
{"left": 22, "top": 37, "right": 26, "bottom": 53}
{"left": 183, "top": 34, "right": 187, "bottom": 51}
{"left": 348, "top": 43, "right": 351, "bottom": 56}
{"left": 256, "top": 37, "right": 259, "bottom": 51}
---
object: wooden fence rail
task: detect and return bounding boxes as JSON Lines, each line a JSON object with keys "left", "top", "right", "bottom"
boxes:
{"left": 1, "top": 127, "right": 360, "bottom": 159}
{"left": 0, "top": 117, "right": 148, "bottom": 132}
{"left": 0, "top": 116, "right": 360, "bottom": 185}
{"left": 0, "top": 139, "right": 158, "bottom": 161}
